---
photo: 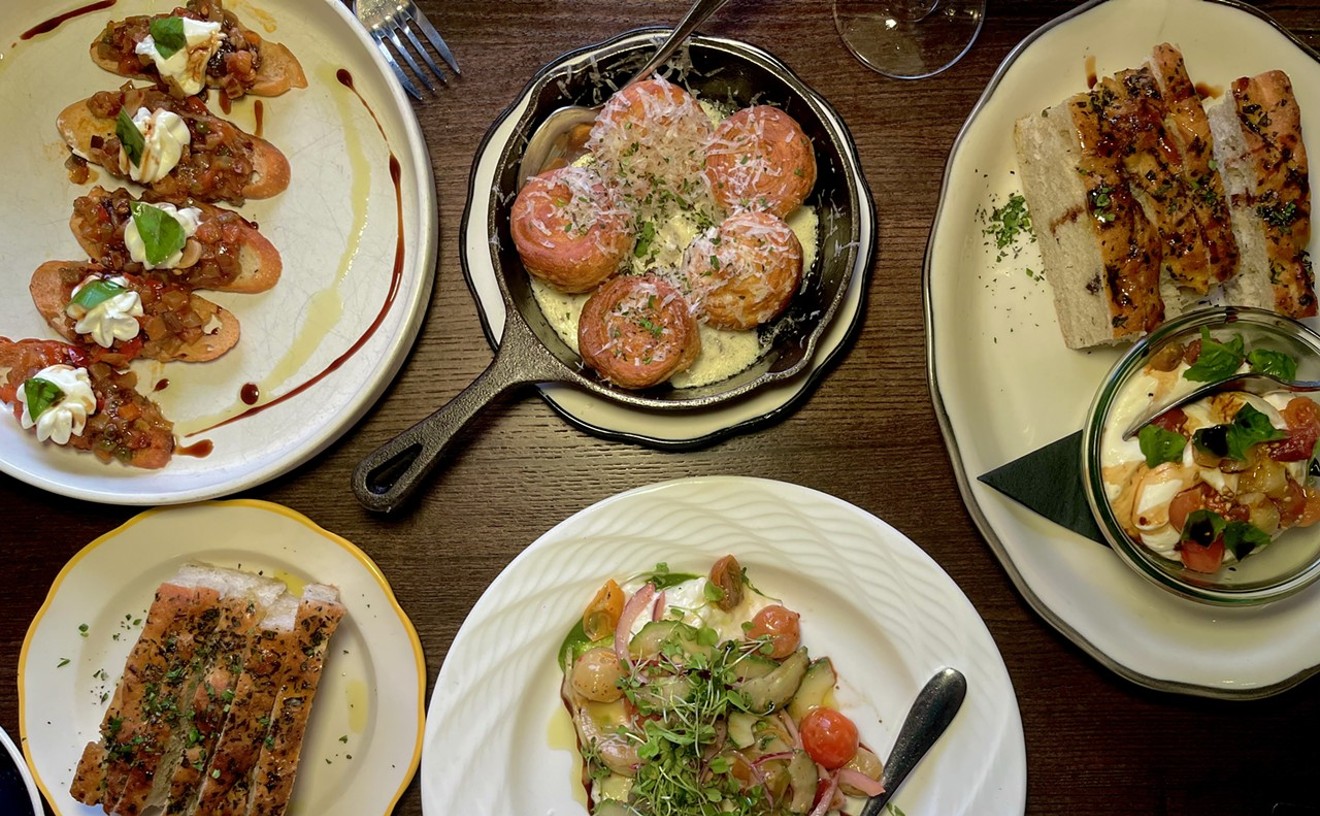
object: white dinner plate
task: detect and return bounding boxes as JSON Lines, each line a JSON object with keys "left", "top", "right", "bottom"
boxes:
{"left": 0, "top": 0, "right": 436, "bottom": 504}
{"left": 0, "top": 725, "right": 42, "bottom": 816}
{"left": 462, "top": 41, "right": 874, "bottom": 449}
{"left": 421, "top": 476, "right": 1026, "bottom": 815}
{"left": 19, "top": 500, "right": 425, "bottom": 816}
{"left": 927, "top": 0, "right": 1320, "bottom": 697}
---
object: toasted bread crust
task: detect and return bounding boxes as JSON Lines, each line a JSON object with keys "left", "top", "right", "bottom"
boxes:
{"left": 71, "top": 186, "right": 281, "bottom": 294}
{"left": 89, "top": 0, "right": 306, "bottom": 99}
{"left": 57, "top": 86, "right": 290, "bottom": 204}
{"left": 30, "top": 261, "right": 240, "bottom": 363}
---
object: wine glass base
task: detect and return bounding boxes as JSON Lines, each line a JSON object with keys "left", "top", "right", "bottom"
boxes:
{"left": 834, "top": 0, "right": 986, "bottom": 80}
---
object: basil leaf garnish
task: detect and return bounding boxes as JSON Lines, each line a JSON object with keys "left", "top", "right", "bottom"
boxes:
{"left": 1247, "top": 348, "right": 1299, "bottom": 382}
{"left": 1184, "top": 328, "right": 1245, "bottom": 382}
{"left": 23, "top": 377, "right": 64, "bottom": 421}
{"left": 115, "top": 109, "right": 146, "bottom": 168}
{"left": 70, "top": 278, "right": 129, "bottom": 311}
{"left": 150, "top": 16, "right": 187, "bottom": 60}
{"left": 1137, "top": 424, "right": 1186, "bottom": 468}
{"left": 1193, "top": 402, "right": 1287, "bottom": 461}
{"left": 129, "top": 201, "right": 186, "bottom": 266}
{"left": 1223, "top": 521, "right": 1271, "bottom": 559}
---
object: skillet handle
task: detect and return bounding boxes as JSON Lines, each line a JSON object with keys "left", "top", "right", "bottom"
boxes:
{"left": 350, "top": 315, "right": 563, "bottom": 513}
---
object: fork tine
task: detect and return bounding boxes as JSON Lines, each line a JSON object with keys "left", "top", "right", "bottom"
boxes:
{"left": 400, "top": 22, "right": 448, "bottom": 87}
{"left": 401, "top": 2, "right": 461, "bottom": 76}
{"left": 371, "top": 33, "right": 422, "bottom": 100}
{"left": 385, "top": 22, "right": 436, "bottom": 94}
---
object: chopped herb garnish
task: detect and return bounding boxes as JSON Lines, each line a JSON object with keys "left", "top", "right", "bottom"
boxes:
{"left": 78, "top": 623, "right": 89, "bottom": 637}
{"left": 983, "top": 192, "right": 1035, "bottom": 260}
{"left": 57, "top": 658, "right": 71, "bottom": 668}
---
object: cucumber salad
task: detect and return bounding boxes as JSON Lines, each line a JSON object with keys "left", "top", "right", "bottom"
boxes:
{"left": 559, "top": 556, "right": 883, "bottom": 816}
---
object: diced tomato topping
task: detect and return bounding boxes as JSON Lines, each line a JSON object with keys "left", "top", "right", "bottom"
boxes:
{"left": 1168, "top": 483, "right": 1247, "bottom": 532}
{"left": 1180, "top": 536, "right": 1225, "bottom": 573}
{"left": 1151, "top": 407, "right": 1188, "bottom": 434}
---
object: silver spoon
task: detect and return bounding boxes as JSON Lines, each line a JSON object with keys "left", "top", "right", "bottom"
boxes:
{"left": 1120, "top": 372, "right": 1320, "bottom": 440}
{"left": 860, "top": 667, "right": 967, "bottom": 816}
{"left": 516, "top": 0, "right": 732, "bottom": 187}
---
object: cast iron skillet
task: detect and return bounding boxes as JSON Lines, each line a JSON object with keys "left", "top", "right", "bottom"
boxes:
{"left": 352, "top": 30, "right": 871, "bottom": 512}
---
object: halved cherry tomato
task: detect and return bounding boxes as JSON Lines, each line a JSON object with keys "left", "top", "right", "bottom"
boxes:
{"left": 1267, "top": 398, "right": 1320, "bottom": 462}
{"left": 1179, "top": 536, "right": 1225, "bottom": 573}
{"left": 745, "top": 604, "right": 801, "bottom": 659}
{"left": 1168, "top": 483, "right": 1247, "bottom": 532}
{"left": 800, "top": 708, "right": 859, "bottom": 770}
{"left": 1150, "top": 407, "right": 1188, "bottom": 434}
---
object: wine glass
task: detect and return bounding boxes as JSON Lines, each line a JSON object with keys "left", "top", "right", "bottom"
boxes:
{"left": 833, "top": 0, "right": 987, "bottom": 80}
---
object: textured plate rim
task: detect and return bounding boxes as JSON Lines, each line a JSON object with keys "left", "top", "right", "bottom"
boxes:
{"left": 17, "top": 499, "right": 426, "bottom": 815}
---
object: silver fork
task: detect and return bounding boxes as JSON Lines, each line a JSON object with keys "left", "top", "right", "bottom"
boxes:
{"left": 353, "top": 0, "right": 461, "bottom": 100}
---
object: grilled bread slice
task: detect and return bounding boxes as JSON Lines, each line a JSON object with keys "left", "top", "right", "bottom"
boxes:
{"left": 1014, "top": 90, "right": 1165, "bottom": 348}
{"left": 1208, "top": 69, "right": 1315, "bottom": 317}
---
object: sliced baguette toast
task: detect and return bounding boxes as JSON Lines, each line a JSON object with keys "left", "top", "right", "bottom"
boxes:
{"left": 30, "top": 261, "right": 240, "bottom": 363}
{"left": 58, "top": 84, "right": 290, "bottom": 204}
{"left": 1208, "top": 69, "right": 1316, "bottom": 317}
{"left": 72, "top": 186, "right": 282, "bottom": 294}
{"left": 90, "top": 0, "right": 307, "bottom": 99}
{"left": 1147, "top": 43, "right": 1240, "bottom": 287}
{"left": 1014, "top": 91, "right": 1165, "bottom": 349}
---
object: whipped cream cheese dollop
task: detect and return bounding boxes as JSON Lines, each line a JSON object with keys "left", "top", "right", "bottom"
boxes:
{"left": 17, "top": 365, "right": 97, "bottom": 445}
{"left": 119, "top": 107, "right": 191, "bottom": 184}
{"left": 124, "top": 203, "right": 203, "bottom": 270}
{"left": 66, "top": 275, "right": 144, "bottom": 348}
{"left": 134, "top": 18, "right": 224, "bottom": 96}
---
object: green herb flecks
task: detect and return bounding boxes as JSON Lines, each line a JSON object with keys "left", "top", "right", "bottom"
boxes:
{"left": 130, "top": 201, "right": 188, "bottom": 266}
{"left": 115, "top": 109, "right": 146, "bottom": 168}
{"left": 149, "top": 16, "right": 187, "bottom": 60}
{"left": 23, "top": 377, "right": 65, "bottom": 422}
{"left": 983, "top": 192, "right": 1035, "bottom": 262}
{"left": 634, "top": 220, "right": 657, "bottom": 259}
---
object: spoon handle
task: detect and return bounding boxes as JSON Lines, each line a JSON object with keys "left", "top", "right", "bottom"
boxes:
{"left": 861, "top": 668, "right": 967, "bottom": 816}
{"left": 628, "top": 0, "right": 733, "bottom": 84}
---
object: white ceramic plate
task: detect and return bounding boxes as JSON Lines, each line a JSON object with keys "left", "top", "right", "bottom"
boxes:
{"left": 19, "top": 500, "right": 425, "bottom": 816}
{"left": 421, "top": 476, "right": 1026, "bottom": 815}
{"left": 0, "top": 0, "right": 436, "bottom": 504}
{"left": 462, "top": 41, "right": 874, "bottom": 448}
{"left": 0, "top": 726, "right": 42, "bottom": 816}
{"left": 927, "top": 0, "right": 1320, "bottom": 697}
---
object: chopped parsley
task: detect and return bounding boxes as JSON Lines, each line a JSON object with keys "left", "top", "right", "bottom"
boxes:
{"left": 983, "top": 192, "right": 1035, "bottom": 261}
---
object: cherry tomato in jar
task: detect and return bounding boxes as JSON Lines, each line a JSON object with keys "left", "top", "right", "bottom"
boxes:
{"left": 1168, "top": 483, "right": 1247, "bottom": 532}
{"left": 1267, "top": 398, "right": 1320, "bottom": 462}
{"left": 1150, "top": 407, "right": 1188, "bottom": 434}
{"left": 1179, "top": 536, "right": 1225, "bottom": 573}
{"left": 799, "top": 707, "right": 860, "bottom": 770}
{"left": 745, "top": 604, "right": 801, "bottom": 659}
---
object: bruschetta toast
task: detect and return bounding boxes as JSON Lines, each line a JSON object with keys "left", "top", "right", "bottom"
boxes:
{"left": 91, "top": 0, "right": 306, "bottom": 99}
{"left": 58, "top": 84, "right": 290, "bottom": 205}
{"left": 72, "top": 186, "right": 282, "bottom": 294}
{"left": 70, "top": 564, "right": 344, "bottom": 816}
{"left": 31, "top": 261, "right": 240, "bottom": 364}
{"left": 0, "top": 337, "right": 175, "bottom": 468}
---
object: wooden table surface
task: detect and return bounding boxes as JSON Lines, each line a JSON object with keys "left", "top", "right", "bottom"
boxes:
{"left": 5, "top": 1, "right": 1320, "bottom": 814}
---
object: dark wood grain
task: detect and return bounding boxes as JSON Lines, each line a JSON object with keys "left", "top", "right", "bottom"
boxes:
{"left": 5, "top": 1, "right": 1320, "bottom": 815}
